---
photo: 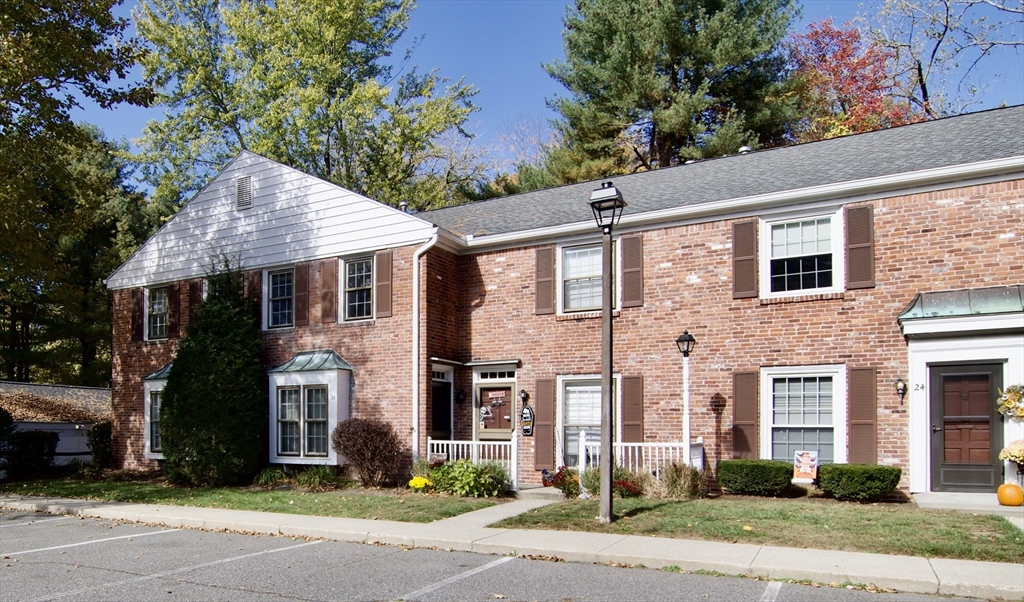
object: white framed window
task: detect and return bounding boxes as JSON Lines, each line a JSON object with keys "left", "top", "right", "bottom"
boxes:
{"left": 556, "top": 374, "right": 621, "bottom": 468}
{"left": 143, "top": 379, "right": 166, "bottom": 460}
{"left": 277, "top": 387, "right": 300, "bottom": 455}
{"left": 304, "top": 386, "right": 329, "bottom": 456}
{"left": 760, "top": 365, "right": 847, "bottom": 465}
{"left": 759, "top": 208, "right": 844, "bottom": 298}
{"left": 268, "top": 363, "right": 350, "bottom": 465}
{"left": 276, "top": 385, "right": 330, "bottom": 458}
{"left": 343, "top": 257, "right": 373, "bottom": 321}
{"left": 147, "top": 287, "right": 169, "bottom": 339}
{"left": 268, "top": 268, "right": 294, "bottom": 328}
{"left": 559, "top": 241, "right": 618, "bottom": 313}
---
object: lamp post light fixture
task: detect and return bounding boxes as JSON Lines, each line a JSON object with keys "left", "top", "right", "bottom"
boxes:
{"left": 589, "top": 182, "right": 626, "bottom": 524}
{"left": 676, "top": 331, "right": 697, "bottom": 463}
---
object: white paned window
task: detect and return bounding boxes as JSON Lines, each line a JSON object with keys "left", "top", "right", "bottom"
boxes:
{"left": 760, "top": 365, "right": 847, "bottom": 465}
{"left": 563, "top": 244, "right": 603, "bottom": 311}
{"left": 148, "top": 287, "right": 168, "bottom": 339}
{"left": 344, "top": 257, "right": 373, "bottom": 320}
{"left": 278, "top": 388, "right": 300, "bottom": 455}
{"left": 304, "top": 387, "right": 328, "bottom": 456}
{"left": 149, "top": 390, "right": 162, "bottom": 453}
{"left": 563, "top": 381, "right": 601, "bottom": 467}
{"left": 143, "top": 379, "right": 166, "bottom": 459}
{"left": 760, "top": 209, "right": 843, "bottom": 298}
{"left": 269, "top": 269, "right": 294, "bottom": 328}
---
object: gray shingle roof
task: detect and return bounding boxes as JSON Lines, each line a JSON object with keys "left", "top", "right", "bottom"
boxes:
{"left": 421, "top": 106, "right": 1024, "bottom": 238}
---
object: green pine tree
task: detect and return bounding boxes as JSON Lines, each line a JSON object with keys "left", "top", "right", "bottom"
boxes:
{"left": 161, "top": 260, "right": 267, "bottom": 486}
{"left": 542, "top": 0, "right": 802, "bottom": 179}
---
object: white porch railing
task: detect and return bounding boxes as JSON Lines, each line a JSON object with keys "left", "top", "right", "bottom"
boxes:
{"left": 426, "top": 438, "right": 519, "bottom": 489}
{"left": 579, "top": 430, "right": 704, "bottom": 479}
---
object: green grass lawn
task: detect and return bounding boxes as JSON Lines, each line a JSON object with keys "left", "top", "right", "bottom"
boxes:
{"left": 492, "top": 496, "right": 1024, "bottom": 564}
{"left": 0, "top": 478, "right": 497, "bottom": 523}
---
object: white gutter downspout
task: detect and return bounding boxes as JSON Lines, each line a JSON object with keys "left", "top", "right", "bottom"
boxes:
{"left": 411, "top": 229, "right": 440, "bottom": 460}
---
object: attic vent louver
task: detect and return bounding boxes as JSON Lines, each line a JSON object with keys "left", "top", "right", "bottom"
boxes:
{"left": 236, "top": 175, "right": 253, "bottom": 209}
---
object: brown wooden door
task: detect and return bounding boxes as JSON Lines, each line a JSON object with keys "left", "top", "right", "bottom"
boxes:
{"left": 479, "top": 387, "right": 513, "bottom": 431}
{"left": 930, "top": 364, "right": 1003, "bottom": 492}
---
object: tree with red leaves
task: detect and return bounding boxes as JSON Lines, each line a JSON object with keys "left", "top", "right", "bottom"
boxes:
{"left": 790, "top": 19, "right": 921, "bottom": 142}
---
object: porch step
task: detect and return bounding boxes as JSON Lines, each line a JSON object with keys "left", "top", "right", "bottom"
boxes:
{"left": 516, "top": 486, "right": 565, "bottom": 501}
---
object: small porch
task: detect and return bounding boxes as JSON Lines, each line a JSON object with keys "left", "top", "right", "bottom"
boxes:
{"left": 427, "top": 435, "right": 704, "bottom": 490}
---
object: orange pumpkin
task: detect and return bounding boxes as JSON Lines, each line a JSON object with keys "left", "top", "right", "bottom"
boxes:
{"left": 997, "top": 483, "right": 1024, "bottom": 506}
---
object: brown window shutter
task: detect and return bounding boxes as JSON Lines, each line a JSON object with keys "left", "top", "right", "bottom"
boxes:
{"left": 167, "top": 282, "right": 180, "bottom": 338}
{"left": 320, "top": 259, "right": 337, "bottom": 323}
{"left": 534, "top": 247, "right": 555, "bottom": 315}
{"left": 845, "top": 205, "right": 875, "bottom": 289}
{"left": 244, "top": 270, "right": 262, "bottom": 324}
{"left": 534, "top": 378, "right": 556, "bottom": 470}
{"left": 621, "top": 375, "right": 644, "bottom": 442}
{"left": 130, "top": 288, "right": 144, "bottom": 341}
{"left": 294, "top": 263, "right": 309, "bottom": 326}
{"left": 732, "top": 371, "right": 759, "bottom": 459}
{"left": 621, "top": 234, "right": 643, "bottom": 308}
{"left": 848, "top": 367, "right": 878, "bottom": 464}
{"left": 375, "top": 249, "right": 393, "bottom": 318}
{"left": 732, "top": 220, "right": 758, "bottom": 299}
{"left": 188, "top": 279, "right": 203, "bottom": 325}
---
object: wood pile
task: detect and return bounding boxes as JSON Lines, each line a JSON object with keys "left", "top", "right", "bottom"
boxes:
{"left": 0, "top": 391, "right": 109, "bottom": 423}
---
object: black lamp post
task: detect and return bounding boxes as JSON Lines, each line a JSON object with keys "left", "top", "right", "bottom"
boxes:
{"left": 589, "top": 181, "right": 626, "bottom": 523}
{"left": 676, "top": 331, "right": 697, "bottom": 455}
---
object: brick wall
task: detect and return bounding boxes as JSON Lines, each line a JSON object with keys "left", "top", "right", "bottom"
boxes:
{"left": 112, "top": 245, "right": 421, "bottom": 469}
{"left": 455, "top": 179, "right": 1024, "bottom": 485}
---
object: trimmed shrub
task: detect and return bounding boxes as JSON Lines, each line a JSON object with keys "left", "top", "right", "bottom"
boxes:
{"left": 161, "top": 260, "right": 267, "bottom": 486}
{"left": 5, "top": 430, "right": 60, "bottom": 479}
{"left": 429, "top": 460, "right": 508, "bottom": 497}
{"left": 86, "top": 421, "right": 112, "bottom": 469}
{"left": 717, "top": 459, "right": 793, "bottom": 496}
{"left": 817, "top": 463, "right": 902, "bottom": 502}
{"left": 331, "top": 418, "right": 402, "bottom": 487}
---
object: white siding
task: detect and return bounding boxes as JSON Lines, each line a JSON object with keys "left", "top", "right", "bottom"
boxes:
{"left": 107, "top": 152, "right": 436, "bottom": 289}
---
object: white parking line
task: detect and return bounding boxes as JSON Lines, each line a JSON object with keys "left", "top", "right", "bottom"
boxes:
{"left": 398, "top": 555, "right": 516, "bottom": 600}
{"left": 0, "top": 516, "right": 74, "bottom": 528}
{"left": 4, "top": 528, "right": 180, "bottom": 555}
{"left": 759, "top": 581, "right": 783, "bottom": 602}
{"left": 28, "top": 540, "right": 323, "bottom": 602}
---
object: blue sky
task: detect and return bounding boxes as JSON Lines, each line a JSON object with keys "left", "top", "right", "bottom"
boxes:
{"left": 72, "top": 0, "right": 1023, "bottom": 171}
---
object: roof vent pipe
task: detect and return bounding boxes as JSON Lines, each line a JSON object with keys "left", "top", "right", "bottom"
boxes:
{"left": 739, "top": 146, "right": 752, "bottom": 154}
{"left": 399, "top": 201, "right": 409, "bottom": 213}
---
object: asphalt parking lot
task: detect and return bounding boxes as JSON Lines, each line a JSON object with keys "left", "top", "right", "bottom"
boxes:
{"left": 1, "top": 509, "right": 963, "bottom": 602}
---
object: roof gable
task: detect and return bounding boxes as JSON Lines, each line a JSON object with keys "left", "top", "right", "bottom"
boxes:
{"left": 106, "top": 152, "right": 436, "bottom": 290}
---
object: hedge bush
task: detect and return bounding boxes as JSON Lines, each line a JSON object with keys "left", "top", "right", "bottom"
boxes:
{"left": 5, "top": 430, "right": 60, "bottom": 480}
{"left": 331, "top": 418, "right": 402, "bottom": 487}
{"left": 86, "top": 421, "right": 112, "bottom": 469}
{"left": 429, "top": 460, "right": 508, "bottom": 497}
{"left": 717, "top": 459, "right": 793, "bottom": 496}
{"left": 581, "top": 466, "right": 649, "bottom": 498}
{"left": 817, "top": 463, "right": 902, "bottom": 502}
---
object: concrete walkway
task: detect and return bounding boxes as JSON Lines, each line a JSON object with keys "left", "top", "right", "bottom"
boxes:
{"left": 2, "top": 494, "right": 1021, "bottom": 600}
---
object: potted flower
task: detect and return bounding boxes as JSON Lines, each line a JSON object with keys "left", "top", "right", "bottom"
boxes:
{"left": 997, "top": 439, "right": 1024, "bottom": 506}
{"left": 996, "top": 384, "right": 1024, "bottom": 421}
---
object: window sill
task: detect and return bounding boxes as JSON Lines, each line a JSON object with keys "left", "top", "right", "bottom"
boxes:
{"left": 759, "top": 291, "right": 845, "bottom": 306}
{"left": 556, "top": 310, "right": 621, "bottom": 322}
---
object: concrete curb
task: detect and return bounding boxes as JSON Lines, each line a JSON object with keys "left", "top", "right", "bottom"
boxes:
{"left": 2, "top": 496, "right": 1020, "bottom": 600}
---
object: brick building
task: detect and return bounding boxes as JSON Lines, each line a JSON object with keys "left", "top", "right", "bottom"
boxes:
{"left": 106, "top": 107, "right": 1024, "bottom": 494}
